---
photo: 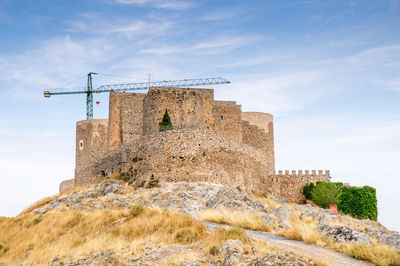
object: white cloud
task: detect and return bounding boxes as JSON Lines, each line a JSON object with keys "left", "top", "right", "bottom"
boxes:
{"left": 112, "top": 0, "right": 196, "bottom": 9}
{"left": 345, "top": 44, "right": 400, "bottom": 66}
{"left": 139, "top": 35, "right": 261, "bottom": 55}
{"left": 67, "top": 15, "right": 175, "bottom": 38}
{"left": 215, "top": 71, "right": 323, "bottom": 113}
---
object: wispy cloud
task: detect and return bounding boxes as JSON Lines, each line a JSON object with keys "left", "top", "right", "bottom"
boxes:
{"left": 216, "top": 71, "right": 323, "bottom": 113}
{"left": 112, "top": 0, "right": 196, "bottom": 9}
{"left": 66, "top": 15, "right": 175, "bottom": 37}
{"left": 0, "top": 35, "right": 115, "bottom": 99}
{"left": 139, "top": 35, "right": 261, "bottom": 55}
{"left": 345, "top": 44, "right": 400, "bottom": 66}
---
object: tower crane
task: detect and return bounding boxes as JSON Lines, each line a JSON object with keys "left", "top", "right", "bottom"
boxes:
{"left": 44, "top": 73, "right": 231, "bottom": 120}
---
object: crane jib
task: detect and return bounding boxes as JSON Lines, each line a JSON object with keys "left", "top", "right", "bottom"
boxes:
{"left": 43, "top": 76, "right": 231, "bottom": 119}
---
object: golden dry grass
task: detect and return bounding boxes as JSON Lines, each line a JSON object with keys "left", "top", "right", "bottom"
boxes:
{"left": 18, "top": 195, "right": 59, "bottom": 215}
{"left": 278, "top": 212, "right": 400, "bottom": 266}
{"left": 197, "top": 208, "right": 272, "bottom": 232}
{"left": 0, "top": 205, "right": 208, "bottom": 264}
{"left": 335, "top": 243, "right": 400, "bottom": 266}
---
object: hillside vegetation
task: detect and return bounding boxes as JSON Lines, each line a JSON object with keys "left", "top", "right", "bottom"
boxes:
{"left": 0, "top": 180, "right": 399, "bottom": 265}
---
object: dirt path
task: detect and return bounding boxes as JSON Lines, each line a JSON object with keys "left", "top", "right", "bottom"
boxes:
{"left": 204, "top": 222, "right": 371, "bottom": 266}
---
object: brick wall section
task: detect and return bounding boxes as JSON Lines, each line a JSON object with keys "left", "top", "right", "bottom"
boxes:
{"left": 108, "top": 91, "right": 145, "bottom": 149}
{"left": 75, "top": 119, "right": 108, "bottom": 181}
{"left": 266, "top": 170, "right": 331, "bottom": 203}
{"left": 212, "top": 101, "right": 243, "bottom": 141}
{"left": 59, "top": 179, "right": 74, "bottom": 194}
{"left": 75, "top": 129, "right": 270, "bottom": 193}
{"left": 142, "top": 87, "right": 214, "bottom": 134}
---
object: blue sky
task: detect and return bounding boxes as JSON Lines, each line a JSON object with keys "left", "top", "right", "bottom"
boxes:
{"left": 0, "top": 0, "right": 400, "bottom": 231}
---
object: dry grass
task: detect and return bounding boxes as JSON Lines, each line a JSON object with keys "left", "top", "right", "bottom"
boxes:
{"left": 18, "top": 195, "right": 59, "bottom": 215}
{"left": 278, "top": 212, "right": 400, "bottom": 266}
{"left": 335, "top": 243, "right": 400, "bottom": 266}
{"left": 197, "top": 208, "right": 272, "bottom": 232}
{"left": 0, "top": 206, "right": 207, "bottom": 264}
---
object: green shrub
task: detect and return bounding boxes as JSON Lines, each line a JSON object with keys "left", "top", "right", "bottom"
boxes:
{"left": 339, "top": 186, "right": 377, "bottom": 221}
{"left": 311, "top": 181, "right": 342, "bottom": 209}
{"left": 159, "top": 109, "right": 173, "bottom": 131}
{"left": 236, "top": 186, "right": 242, "bottom": 192}
{"left": 303, "top": 181, "right": 378, "bottom": 221}
{"left": 116, "top": 172, "right": 134, "bottom": 184}
{"left": 303, "top": 182, "right": 315, "bottom": 200}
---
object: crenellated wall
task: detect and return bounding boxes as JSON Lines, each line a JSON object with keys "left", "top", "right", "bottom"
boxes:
{"left": 266, "top": 170, "right": 331, "bottom": 203}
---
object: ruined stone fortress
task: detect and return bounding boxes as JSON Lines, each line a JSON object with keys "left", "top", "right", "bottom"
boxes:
{"left": 59, "top": 87, "right": 330, "bottom": 203}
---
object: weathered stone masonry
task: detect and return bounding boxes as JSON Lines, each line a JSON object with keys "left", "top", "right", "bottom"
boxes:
{"left": 62, "top": 87, "right": 330, "bottom": 203}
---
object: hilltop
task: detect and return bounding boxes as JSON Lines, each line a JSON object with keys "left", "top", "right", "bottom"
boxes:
{"left": 0, "top": 180, "right": 399, "bottom": 265}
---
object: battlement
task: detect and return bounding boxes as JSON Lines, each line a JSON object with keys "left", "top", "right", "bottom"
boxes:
{"left": 272, "top": 170, "right": 330, "bottom": 178}
{"left": 265, "top": 170, "right": 331, "bottom": 203}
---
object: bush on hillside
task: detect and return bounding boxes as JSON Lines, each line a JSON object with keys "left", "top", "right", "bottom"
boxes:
{"left": 303, "top": 182, "right": 315, "bottom": 200}
{"left": 303, "top": 182, "right": 378, "bottom": 221}
{"left": 159, "top": 109, "right": 173, "bottom": 131}
{"left": 311, "top": 181, "right": 342, "bottom": 209}
{"left": 339, "top": 185, "right": 377, "bottom": 221}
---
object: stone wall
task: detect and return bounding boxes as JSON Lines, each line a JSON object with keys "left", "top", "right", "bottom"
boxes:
{"left": 108, "top": 91, "right": 145, "bottom": 149}
{"left": 142, "top": 87, "right": 214, "bottom": 135}
{"left": 242, "top": 112, "right": 275, "bottom": 171}
{"left": 266, "top": 170, "right": 331, "bottom": 203}
{"left": 212, "top": 101, "right": 243, "bottom": 141}
{"left": 75, "top": 129, "right": 271, "bottom": 193}
{"left": 59, "top": 179, "right": 74, "bottom": 194}
{"left": 75, "top": 119, "right": 109, "bottom": 182}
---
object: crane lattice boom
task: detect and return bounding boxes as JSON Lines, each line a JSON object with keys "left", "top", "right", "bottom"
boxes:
{"left": 43, "top": 75, "right": 231, "bottom": 120}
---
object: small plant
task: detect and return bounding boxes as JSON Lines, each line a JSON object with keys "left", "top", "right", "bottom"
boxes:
{"left": 311, "top": 181, "right": 342, "bottom": 209}
{"left": 0, "top": 244, "right": 9, "bottom": 256}
{"left": 71, "top": 238, "right": 85, "bottom": 248}
{"left": 146, "top": 177, "right": 160, "bottom": 188}
{"left": 135, "top": 180, "right": 146, "bottom": 188}
{"left": 174, "top": 227, "right": 197, "bottom": 243}
{"left": 33, "top": 216, "right": 42, "bottom": 225}
{"left": 158, "top": 109, "right": 173, "bottom": 131}
{"left": 110, "top": 226, "right": 120, "bottom": 236}
{"left": 129, "top": 203, "right": 144, "bottom": 217}
{"left": 63, "top": 212, "right": 83, "bottom": 229}
{"left": 226, "top": 227, "right": 250, "bottom": 244}
{"left": 209, "top": 245, "right": 218, "bottom": 256}
{"left": 236, "top": 186, "right": 242, "bottom": 192}
{"left": 116, "top": 172, "right": 134, "bottom": 184}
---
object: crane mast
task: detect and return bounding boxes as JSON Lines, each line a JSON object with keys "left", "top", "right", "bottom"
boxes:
{"left": 44, "top": 73, "right": 231, "bottom": 120}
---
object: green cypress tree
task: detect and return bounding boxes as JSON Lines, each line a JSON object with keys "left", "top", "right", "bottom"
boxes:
{"left": 159, "top": 109, "right": 173, "bottom": 131}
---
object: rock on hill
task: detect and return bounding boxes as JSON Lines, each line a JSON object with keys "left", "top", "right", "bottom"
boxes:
{"left": 0, "top": 180, "right": 399, "bottom": 265}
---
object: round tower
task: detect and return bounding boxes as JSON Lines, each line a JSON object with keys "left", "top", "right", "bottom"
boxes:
{"left": 75, "top": 119, "right": 108, "bottom": 185}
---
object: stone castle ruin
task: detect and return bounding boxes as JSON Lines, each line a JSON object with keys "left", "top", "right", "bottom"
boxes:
{"left": 59, "top": 87, "right": 330, "bottom": 203}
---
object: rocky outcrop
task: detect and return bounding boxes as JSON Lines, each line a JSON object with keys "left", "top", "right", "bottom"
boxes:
{"left": 316, "top": 224, "right": 372, "bottom": 244}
